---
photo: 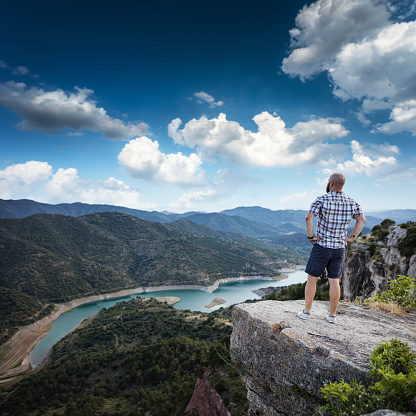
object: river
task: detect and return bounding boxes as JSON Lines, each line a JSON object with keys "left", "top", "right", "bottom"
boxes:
{"left": 29, "top": 270, "right": 306, "bottom": 368}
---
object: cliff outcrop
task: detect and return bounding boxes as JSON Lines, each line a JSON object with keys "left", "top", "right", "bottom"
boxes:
{"left": 343, "top": 225, "right": 416, "bottom": 300}
{"left": 185, "top": 368, "right": 231, "bottom": 416}
{"left": 230, "top": 300, "right": 416, "bottom": 416}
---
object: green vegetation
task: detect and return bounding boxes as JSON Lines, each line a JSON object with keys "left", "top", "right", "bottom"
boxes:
{"left": 372, "top": 275, "right": 416, "bottom": 308}
{"left": 0, "top": 298, "right": 248, "bottom": 416}
{"left": 317, "top": 338, "right": 416, "bottom": 415}
{"left": 371, "top": 218, "right": 396, "bottom": 242}
{"left": 0, "top": 287, "right": 55, "bottom": 345}
{"left": 369, "top": 219, "right": 416, "bottom": 259}
{"left": 0, "top": 211, "right": 288, "bottom": 342}
{"left": 398, "top": 221, "right": 416, "bottom": 258}
{"left": 265, "top": 272, "right": 329, "bottom": 302}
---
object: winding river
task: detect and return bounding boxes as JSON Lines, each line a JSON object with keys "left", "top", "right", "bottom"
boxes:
{"left": 29, "top": 270, "right": 306, "bottom": 368}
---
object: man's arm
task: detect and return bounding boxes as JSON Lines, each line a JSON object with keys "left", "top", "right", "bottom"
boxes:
{"left": 346, "top": 214, "right": 366, "bottom": 243}
{"left": 305, "top": 212, "right": 320, "bottom": 244}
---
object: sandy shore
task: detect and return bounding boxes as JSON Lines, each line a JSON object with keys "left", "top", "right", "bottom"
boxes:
{"left": 204, "top": 298, "right": 227, "bottom": 309}
{"left": 0, "top": 274, "right": 287, "bottom": 382}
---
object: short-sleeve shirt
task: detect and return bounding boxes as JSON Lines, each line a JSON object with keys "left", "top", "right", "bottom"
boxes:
{"left": 309, "top": 191, "right": 363, "bottom": 249}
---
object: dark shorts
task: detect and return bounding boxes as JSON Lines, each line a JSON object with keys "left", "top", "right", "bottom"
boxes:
{"left": 305, "top": 243, "right": 345, "bottom": 279}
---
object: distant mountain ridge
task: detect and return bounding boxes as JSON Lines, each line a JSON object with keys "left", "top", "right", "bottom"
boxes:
{"left": 2, "top": 198, "right": 408, "bottom": 238}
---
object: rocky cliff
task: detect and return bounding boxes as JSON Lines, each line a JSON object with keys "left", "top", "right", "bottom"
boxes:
{"left": 230, "top": 300, "right": 416, "bottom": 416}
{"left": 343, "top": 225, "right": 416, "bottom": 300}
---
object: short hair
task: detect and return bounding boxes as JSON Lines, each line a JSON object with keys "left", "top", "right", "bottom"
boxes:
{"left": 329, "top": 173, "right": 345, "bottom": 188}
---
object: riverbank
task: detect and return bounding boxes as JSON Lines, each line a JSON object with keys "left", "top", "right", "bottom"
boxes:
{"left": 0, "top": 274, "right": 287, "bottom": 382}
{"left": 143, "top": 274, "right": 287, "bottom": 294}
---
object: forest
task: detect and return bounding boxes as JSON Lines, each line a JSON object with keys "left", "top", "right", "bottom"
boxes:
{"left": 0, "top": 298, "right": 248, "bottom": 416}
{"left": 0, "top": 211, "right": 289, "bottom": 344}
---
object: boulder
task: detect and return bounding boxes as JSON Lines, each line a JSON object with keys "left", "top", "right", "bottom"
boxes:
{"left": 230, "top": 300, "right": 416, "bottom": 416}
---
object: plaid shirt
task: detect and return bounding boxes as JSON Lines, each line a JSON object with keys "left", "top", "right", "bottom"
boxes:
{"left": 309, "top": 191, "right": 363, "bottom": 249}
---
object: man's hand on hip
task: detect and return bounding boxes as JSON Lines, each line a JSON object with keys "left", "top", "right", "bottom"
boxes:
{"left": 309, "top": 237, "right": 321, "bottom": 245}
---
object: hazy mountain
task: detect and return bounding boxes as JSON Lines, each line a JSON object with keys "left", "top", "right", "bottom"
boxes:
{"left": 0, "top": 199, "right": 171, "bottom": 222}
{"left": 1, "top": 199, "right": 411, "bottom": 241}
{"left": 221, "top": 206, "right": 308, "bottom": 227}
{"left": 181, "top": 212, "right": 282, "bottom": 238}
{"left": 366, "top": 210, "right": 416, "bottom": 224}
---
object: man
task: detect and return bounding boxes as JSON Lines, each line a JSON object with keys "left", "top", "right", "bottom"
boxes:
{"left": 297, "top": 173, "right": 366, "bottom": 323}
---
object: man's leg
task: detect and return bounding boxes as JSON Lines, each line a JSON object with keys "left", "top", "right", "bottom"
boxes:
{"left": 328, "top": 278, "right": 340, "bottom": 316}
{"left": 304, "top": 275, "right": 319, "bottom": 312}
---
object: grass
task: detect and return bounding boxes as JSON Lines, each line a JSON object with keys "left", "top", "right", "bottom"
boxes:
{"left": 365, "top": 300, "right": 407, "bottom": 316}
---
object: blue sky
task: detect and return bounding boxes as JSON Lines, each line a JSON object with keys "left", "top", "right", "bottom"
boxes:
{"left": 1, "top": 0, "right": 416, "bottom": 213}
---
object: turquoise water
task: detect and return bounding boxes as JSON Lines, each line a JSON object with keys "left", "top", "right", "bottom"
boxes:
{"left": 29, "top": 270, "right": 306, "bottom": 368}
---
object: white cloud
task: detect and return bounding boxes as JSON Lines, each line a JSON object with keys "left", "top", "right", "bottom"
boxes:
{"left": 277, "top": 189, "right": 322, "bottom": 209}
{"left": 45, "top": 169, "right": 152, "bottom": 209}
{"left": 0, "top": 161, "right": 53, "bottom": 198}
{"left": 374, "top": 99, "right": 416, "bottom": 135}
{"left": 282, "top": 0, "right": 416, "bottom": 134}
{"left": 168, "top": 112, "right": 348, "bottom": 168}
{"left": 193, "top": 91, "right": 223, "bottom": 108}
{"left": 118, "top": 136, "right": 207, "bottom": 187}
{"left": 0, "top": 81, "right": 149, "bottom": 139}
{"left": 323, "top": 140, "right": 414, "bottom": 181}
{"left": 170, "top": 189, "right": 217, "bottom": 210}
{"left": 0, "top": 161, "right": 152, "bottom": 209}
{"left": 330, "top": 21, "right": 416, "bottom": 102}
{"left": 282, "top": 0, "right": 390, "bottom": 79}
{"left": 169, "top": 168, "right": 257, "bottom": 211}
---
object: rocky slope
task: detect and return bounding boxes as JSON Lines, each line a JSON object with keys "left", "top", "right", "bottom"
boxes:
{"left": 230, "top": 300, "right": 416, "bottom": 416}
{"left": 343, "top": 224, "right": 416, "bottom": 300}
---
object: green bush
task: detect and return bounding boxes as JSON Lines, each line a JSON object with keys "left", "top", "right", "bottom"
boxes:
{"left": 398, "top": 222, "right": 416, "bottom": 258}
{"left": 371, "top": 219, "right": 396, "bottom": 242}
{"left": 373, "top": 275, "right": 416, "bottom": 308}
{"left": 316, "top": 338, "right": 416, "bottom": 415}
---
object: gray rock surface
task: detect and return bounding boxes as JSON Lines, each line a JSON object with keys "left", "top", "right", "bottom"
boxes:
{"left": 230, "top": 300, "right": 416, "bottom": 416}
{"left": 344, "top": 225, "right": 415, "bottom": 300}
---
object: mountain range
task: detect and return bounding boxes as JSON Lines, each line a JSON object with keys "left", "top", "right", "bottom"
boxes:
{"left": 3, "top": 198, "right": 412, "bottom": 238}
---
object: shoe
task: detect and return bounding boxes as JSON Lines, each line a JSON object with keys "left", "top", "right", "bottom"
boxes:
{"left": 297, "top": 310, "right": 310, "bottom": 320}
{"left": 326, "top": 314, "right": 336, "bottom": 324}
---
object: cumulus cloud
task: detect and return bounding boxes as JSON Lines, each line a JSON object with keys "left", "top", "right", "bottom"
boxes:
{"left": 0, "top": 161, "right": 151, "bottom": 209}
{"left": 0, "top": 161, "right": 52, "bottom": 198}
{"left": 0, "top": 81, "right": 149, "bottom": 139}
{"left": 118, "top": 136, "right": 206, "bottom": 187}
{"left": 193, "top": 91, "right": 223, "bottom": 108}
{"left": 323, "top": 140, "right": 414, "bottom": 181}
{"left": 374, "top": 99, "right": 416, "bottom": 135}
{"left": 169, "top": 168, "right": 257, "bottom": 211}
{"left": 45, "top": 168, "right": 151, "bottom": 208}
{"left": 282, "top": 0, "right": 390, "bottom": 79}
{"left": 282, "top": 0, "right": 416, "bottom": 134}
{"left": 330, "top": 21, "right": 416, "bottom": 102}
{"left": 168, "top": 112, "right": 348, "bottom": 168}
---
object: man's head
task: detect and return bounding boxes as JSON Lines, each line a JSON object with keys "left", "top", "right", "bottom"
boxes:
{"left": 326, "top": 173, "right": 345, "bottom": 192}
